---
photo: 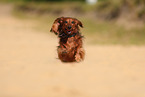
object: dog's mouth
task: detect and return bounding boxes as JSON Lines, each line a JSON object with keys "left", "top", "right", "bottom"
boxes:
{"left": 67, "top": 30, "right": 72, "bottom": 34}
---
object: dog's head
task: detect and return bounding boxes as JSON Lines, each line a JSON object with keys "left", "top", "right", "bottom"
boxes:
{"left": 50, "top": 17, "right": 83, "bottom": 36}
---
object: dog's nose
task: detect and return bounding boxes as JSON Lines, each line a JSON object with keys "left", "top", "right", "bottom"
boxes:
{"left": 68, "top": 25, "right": 72, "bottom": 29}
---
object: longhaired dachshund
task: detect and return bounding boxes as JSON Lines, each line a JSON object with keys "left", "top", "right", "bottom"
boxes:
{"left": 50, "top": 17, "right": 85, "bottom": 62}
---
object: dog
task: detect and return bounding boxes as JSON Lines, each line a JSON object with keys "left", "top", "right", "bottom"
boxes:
{"left": 50, "top": 17, "right": 85, "bottom": 62}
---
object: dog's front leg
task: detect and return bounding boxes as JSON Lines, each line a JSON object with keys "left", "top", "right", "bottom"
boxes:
{"left": 75, "top": 46, "right": 85, "bottom": 62}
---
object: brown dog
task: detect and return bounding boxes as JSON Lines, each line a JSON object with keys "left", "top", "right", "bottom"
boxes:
{"left": 50, "top": 17, "right": 85, "bottom": 62}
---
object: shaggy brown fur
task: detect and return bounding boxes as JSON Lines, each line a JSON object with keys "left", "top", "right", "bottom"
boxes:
{"left": 50, "top": 17, "right": 85, "bottom": 62}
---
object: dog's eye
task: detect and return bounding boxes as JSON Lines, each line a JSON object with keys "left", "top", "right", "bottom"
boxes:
{"left": 65, "top": 21, "right": 68, "bottom": 23}
{"left": 71, "top": 21, "right": 75, "bottom": 24}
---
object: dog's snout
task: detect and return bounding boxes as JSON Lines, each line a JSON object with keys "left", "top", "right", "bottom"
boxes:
{"left": 68, "top": 25, "right": 72, "bottom": 29}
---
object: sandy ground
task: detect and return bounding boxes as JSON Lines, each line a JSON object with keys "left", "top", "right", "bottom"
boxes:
{"left": 0, "top": 4, "right": 145, "bottom": 97}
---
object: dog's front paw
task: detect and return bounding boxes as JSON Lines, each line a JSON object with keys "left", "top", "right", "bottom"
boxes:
{"left": 75, "top": 54, "right": 82, "bottom": 62}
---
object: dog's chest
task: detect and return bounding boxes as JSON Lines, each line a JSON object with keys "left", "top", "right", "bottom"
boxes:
{"left": 67, "top": 37, "right": 77, "bottom": 47}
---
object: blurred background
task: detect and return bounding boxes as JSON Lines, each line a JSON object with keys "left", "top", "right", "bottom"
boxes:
{"left": 1, "top": 0, "right": 145, "bottom": 45}
{"left": 0, "top": 0, "right": 145, "bottom": 97}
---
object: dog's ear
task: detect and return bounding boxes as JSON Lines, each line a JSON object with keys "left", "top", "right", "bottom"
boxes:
{"left": 75, "top": 19, "right": 83, "bottom": 28}
{"left": 50, "top": 17, "right": 64, "bottom": 35}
